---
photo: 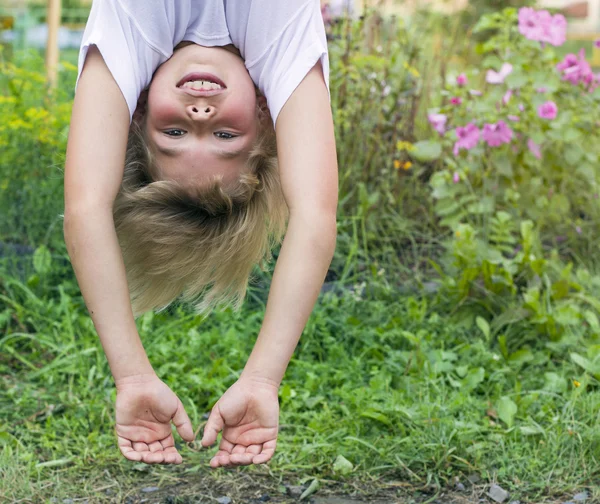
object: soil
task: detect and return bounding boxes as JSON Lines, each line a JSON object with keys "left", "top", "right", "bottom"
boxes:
{"left": 100, "top": 471, "right": 582, "bottom": 504}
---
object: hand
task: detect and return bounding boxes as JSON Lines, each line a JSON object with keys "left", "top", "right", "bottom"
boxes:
{"left": 201, "top": 376, "right": 279, "bottom": 467}
{"left": 115, "top": 374, "right": 195, "bottom": 464}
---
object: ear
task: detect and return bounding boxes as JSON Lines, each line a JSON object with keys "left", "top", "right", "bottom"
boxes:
{"left": 132, "top": 89, "right": 149, "bottom": 125}
{"left": 256, "top": 95, "right": 271, "bottom": 124}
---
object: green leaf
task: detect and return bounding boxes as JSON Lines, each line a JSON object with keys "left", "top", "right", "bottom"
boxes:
{"left": 543, "top": 372, "right": 567, "bottom": 393}
{"left": 570, "top": 353, "right": 600, "bottom": 377}
{"left": 476, "top": 316, "right": 490, "bottom": 340}
{"left": 360, "top": 410, "right": 392, "bottom": 427}
{"left": 496, "top": 397, "right": 517, "bottom": 428}
{"left": 584, "top": 310, "right": 600, "bottom": 334}
{"left": 462, "top": 367, "right": 485, "bottom": 390}
{"left": 332, "top": 455, "right": 354, "bottom": 475}
{"left": 33, "top": 245, "right": 52, "bottom": 275}
{"left": 300, "top": 479, "right": 320, "bottom": 500}
{"left": 411, "top": 140, "right": 442, "bottom": 162}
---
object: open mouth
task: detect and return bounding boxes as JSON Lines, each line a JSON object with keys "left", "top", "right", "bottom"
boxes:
{"left": 176, "top": 72, "right": 227, "bottom": 91}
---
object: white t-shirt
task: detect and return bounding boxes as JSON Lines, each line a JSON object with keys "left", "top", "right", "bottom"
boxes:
{"left": 77, "top": 0, "right": 329, "bottom": 125}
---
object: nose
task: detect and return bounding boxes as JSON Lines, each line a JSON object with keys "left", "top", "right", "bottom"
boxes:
{"left": 187, "top": 104, "right": 216, "bottom": 120}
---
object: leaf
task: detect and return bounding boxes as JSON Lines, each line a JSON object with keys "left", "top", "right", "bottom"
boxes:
{"left": 462, "top": 367, "right": 485, "bottom": 390}
{"left": 300, "top": 479, "right": 320, "bottom": 500}
{"left": 520, "top": 425, "right": 544, "bottom": 436}
{"left": 360, "top": 410, "right": 392, "bottom": 427}
{"left": 570, "top": 353, "right": 600, "bottom": 378}
{"left": 332, "top": 455, "right": 354, "bottom": 475}
{"left": 476, "top": 316, "right": 490, "bottom": 340}
{"left": 33, "top": 245, "right": 52, "bottom": 275}
{"left": 543, "top": 372, "right": 567, "bottom": 393}
{"left": 496, "top": 397, "right": 517, "bottom": 428}
{"left": 584, "top": 310, "right": 600, "bottom": 334}
{"left": 411, "top": 140, "right": 442, "bottom": 162}
{"left": 35, "top": 458, "right": 73, "bottom": 469}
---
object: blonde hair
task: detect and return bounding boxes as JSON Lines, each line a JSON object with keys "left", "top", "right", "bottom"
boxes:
{"left": 113, "top": 107, "right": 287, "bottom": 317}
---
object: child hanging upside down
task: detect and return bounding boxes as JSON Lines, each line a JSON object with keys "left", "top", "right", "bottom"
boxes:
{"left": 64, "top": 0, "right": 338, "bottom": 467}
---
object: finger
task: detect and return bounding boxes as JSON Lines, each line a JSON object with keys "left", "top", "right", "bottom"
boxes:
{"left": 229, "top": 452, "right": 254, "bottom": 466}
{"left": 247, "top": 444, "right": 262, "bottom": 455}
{"left": 252, "top": 439, "right": 277, "bottom": 465}
{"left": 229, "top": 444, "right": 261, "bottom": 466}
{"left": 117, "top": 437, "right": 143, "bottom": 462}
{"left": 148, "top": 441, "right": 163, "bottom": 453}
{"left": 132, "top": 441, "right": 150, "bottom": 452}
{"left": 163, "top": 446, "right": 182, "bottom": 465}
{"left": 210, "top": 449, "right": 232, "bottom": 468}
{"left": 231, "top": 445, "right": 247, "bottom": 454}
{"left": 201, "top": 405, "right": 225, "bottom": 447}
{"left": 173, "top": 398, "right": 195, "bottom": 442}
{"left": 141, "top": 450, "right": 165, "bottom": 465}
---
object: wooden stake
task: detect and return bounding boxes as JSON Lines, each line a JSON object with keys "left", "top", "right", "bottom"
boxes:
{"left": 45, "top": 0, "right": 62, "bottom": 89}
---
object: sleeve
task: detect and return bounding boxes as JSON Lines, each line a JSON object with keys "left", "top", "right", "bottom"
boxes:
{"left": 240, "top": 0, "right": 330, "bottom": 126}
{"left": 76, "top": 0, "right": 165, "bottom": 121}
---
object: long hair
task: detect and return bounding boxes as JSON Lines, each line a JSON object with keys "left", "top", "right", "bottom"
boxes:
{"left": 113, "top": 106, "right": 287, "bottom": 317}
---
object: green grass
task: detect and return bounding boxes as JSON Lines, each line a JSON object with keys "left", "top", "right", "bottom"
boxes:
{"left": 1, "top": 261, "right": 599, "bottom": 502}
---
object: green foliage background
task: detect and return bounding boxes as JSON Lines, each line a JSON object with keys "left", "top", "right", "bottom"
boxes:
{"left": 1, "top": 6, "right": 599, "bottom": 503}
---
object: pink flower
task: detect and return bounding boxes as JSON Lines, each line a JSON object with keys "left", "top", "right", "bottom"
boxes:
{"left": 527, "top": 139, "right": 542, "bottom": 159}
{"left": 450, "top": 97, "right": 462, "bottom": 105}
{"left": 469, "top": 89, "right": 483, "bottom": 96}
{"left": 502, "top": 89, "right": 513, "bottom": 105}
{"left": 519, "top": 8, "right": 567, "bottom": 47}
{"left": 538, "top": 101, "right": 558, "bottom": 119}
{"left": 428, "top": 113, "right": 447, "bottom": 135}
{"left": 482, "top": 121, "right": 513, "bottom": 147}
{"left": 486, "top": 63, "right": 513, "bottom": 84}
{"left": 453, "top": 123, "right": 480, "bottom": 156}
{"left": 519, "top": 103, "right": 525, "bottom": 112}
{"left": 576, "top": 226, "right": 582, "bottom": 234}
{"left": 536, "top": 87, "right": 547, "bottom": 93}
{"left": 508, "top": 115, "right": 520, "bottom": 122}
{"left": 453, "top": 171, "right": 460, "bottom": 183}
{"left": 595, "top": 39, "right": 600, "bottom": 49}
{"left": 456, "top": 73, "right": 468, "bottom": 86}
{"left": 543, "top": 13, "right": 567, "bottom": 47}
{"left": 519, "top": 7, "right": 546, "bottom": 41}
{"left": 557, "top": 49, "right": 594, "bottom": 88}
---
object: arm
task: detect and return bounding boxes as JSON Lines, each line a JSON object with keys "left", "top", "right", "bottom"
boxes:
{"left": 64, "top": 46, "right": 151, "bottom": 381}
{"left": 201, "top": 62, "right": 338, "bottom": 466}
{"left": 64, "top": 47, "right": 193, "bottom": 463}
{"left": 242, "top": 61, "right": 338, "bottom": 384}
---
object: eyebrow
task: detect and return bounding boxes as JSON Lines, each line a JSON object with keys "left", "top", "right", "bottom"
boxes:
{"left": 155, "top": 145, "right": 245, "bottom": 160}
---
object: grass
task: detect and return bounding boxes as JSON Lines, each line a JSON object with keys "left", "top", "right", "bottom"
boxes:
{"left": 1, "top": 260, "right": 599, "bottom": 502}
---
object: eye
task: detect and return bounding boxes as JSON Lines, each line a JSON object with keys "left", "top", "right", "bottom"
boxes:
{"left": 214, "top": 131, "right": 237, "bottom": 140}
{"left": 164, "top": 129, "right": 186, "bottom": 137}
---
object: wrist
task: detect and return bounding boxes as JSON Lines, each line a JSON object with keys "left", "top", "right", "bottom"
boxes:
{"left": 114, "top": 371, "right": 159, "bottom": 390}
{"left": 239, "top": 368, "right": 281, "bottom": 389}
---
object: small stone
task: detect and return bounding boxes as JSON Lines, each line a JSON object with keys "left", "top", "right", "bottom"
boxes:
{"left": 62, "top": 500, "right": 73, "bottom": 504}
{"left": 487, "top": 484, "right": 510, "bottom": 503}
{"left": 468, "top": 473, "right": 482, "bottom": 484}
{"left": 287, "top": 486, "right": 303, "bottom": 498}
{"left": 456, "top": 483, "right": 466, "bottom": 492}
{"left": 216, "top": 498, "right": 232, "bottom": 504}
{"left": 257, "top": 496, "right": 270, "bottom": 502}
{"left": 141, "top": 487, "right": 160, "bottom": 493}
{"left": 509, "top": 501, "right": 521, "bottom": 504}
{"left": 573, "top": 492, "right": 589, "bottom": 501}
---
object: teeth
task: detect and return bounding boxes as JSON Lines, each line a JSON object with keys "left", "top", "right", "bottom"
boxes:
{"left": 181, "top": 80, "right": 223, "bottom": 90}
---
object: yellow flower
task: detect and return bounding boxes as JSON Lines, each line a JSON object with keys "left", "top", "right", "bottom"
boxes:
{"left": 0, "top": 95, "right": 17, "bottom": 105}
{"left": 396, "top": 140, "right": 415, "bottom": 152}
{"left": 402, "top": 161, "right": 412, "bottom": 170}
{"left": 393, "top": 160, "right": 401, "bottom": 169}
{"left": 455, "top": 230, "right": 461, "bottom": 238}
{"left": 573, "top": 380, "right": 581, "bottom": 388}
{"left": 403, "top": 61, "right": 420, "bottom": 78}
